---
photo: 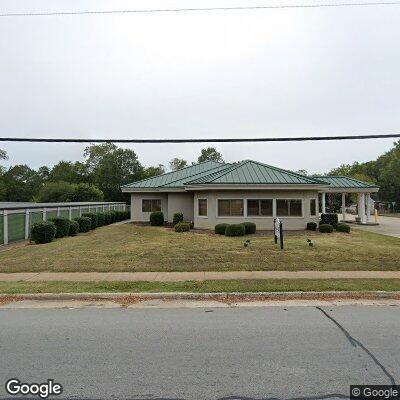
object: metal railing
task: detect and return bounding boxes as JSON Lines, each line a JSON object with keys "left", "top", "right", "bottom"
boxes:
{"left": 0, "top": 202, "right": 127, "bottom": 245}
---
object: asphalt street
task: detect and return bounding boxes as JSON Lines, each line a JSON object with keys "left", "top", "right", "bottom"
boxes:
{"left": 0, "top": 306, "right": 399, "bottom": 400}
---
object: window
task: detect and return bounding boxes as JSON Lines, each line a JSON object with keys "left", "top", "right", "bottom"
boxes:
{"left": 142, "top": 199, "right": 162, "bottom": 212}
{"left": 247, "top": 199, "right": 273, "bottom": 216}
{"left": 217, "top": 199, "right": 244, "bottom": 217}
{"left": 310, "top": 199, "right": 316, "bottom": 216}
{"left": 276, "top": 199, "right": 302, "bottom": 217}
{"left": 198, "top": 199, "right": 208, "bottom": 217}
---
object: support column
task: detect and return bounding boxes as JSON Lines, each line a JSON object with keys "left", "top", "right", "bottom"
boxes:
{"left": 43, "top": 208, "right": 47, "bottom": 221}
{"left": 3, "top": 210, "right": 8, "bottom": 245}
{"left": 366, "top": 193, "right": 371, "bottom": 223}
{"left": 68, "top": 207, "right": 72, "bottom": 220}
{"left": 341, "top": 193, "right": 346, "bottom": 222}
{"left": 360, "top": 193, "right": 366, "bottom": 224}
{"left": 321, "top": 193, "right": 326, "bottom": 214}
{"left": 24, "top": 209, "right": 30, "bottom": 240}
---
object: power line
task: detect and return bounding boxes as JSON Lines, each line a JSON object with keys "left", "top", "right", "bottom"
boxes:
{"left": 0, "top": 133, "right": 398, "bottom": 143}
{"left": 1, "top": 2, "right": 400, "bottom": 17}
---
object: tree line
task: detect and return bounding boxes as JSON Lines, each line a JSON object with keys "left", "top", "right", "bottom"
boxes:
{"left": 0, "top": 141, "right": 398, "bottom": 206}
{"left": 0, "top": 144, "right": 224, "bottom": 203}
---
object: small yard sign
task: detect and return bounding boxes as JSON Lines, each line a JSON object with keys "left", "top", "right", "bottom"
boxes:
{"left": 273, "top": 218, "right": 284, "bottom": 250}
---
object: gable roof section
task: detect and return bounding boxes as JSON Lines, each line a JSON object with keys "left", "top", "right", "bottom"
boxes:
{"left": 121, "top": 160, "right": 227, "bottom": 189}
{"left": 313, "top": 176, "right": 379, "bottom": 189}
{"left": 187, "top": 160, "right": 324, "bottom": 185}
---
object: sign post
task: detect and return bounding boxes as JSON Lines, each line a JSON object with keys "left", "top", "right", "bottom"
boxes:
{"left": 274, "top": 218, "right": 284, "bottom": 250}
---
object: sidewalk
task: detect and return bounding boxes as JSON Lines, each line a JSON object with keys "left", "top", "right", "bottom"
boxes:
{"left": 1, "top": 271, "right": 400, "bottom": 282}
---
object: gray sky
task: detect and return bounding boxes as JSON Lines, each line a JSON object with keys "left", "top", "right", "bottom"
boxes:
{"left": 1, "top": 0, "right": 399, "bottom": 174}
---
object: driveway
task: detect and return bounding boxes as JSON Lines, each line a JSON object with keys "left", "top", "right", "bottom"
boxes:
{"left": 353, "top": 215, "right": 400, "bottom": 238}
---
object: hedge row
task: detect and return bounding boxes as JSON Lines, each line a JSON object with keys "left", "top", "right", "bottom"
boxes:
{"left": 215, "top": 222, "right": 257, "bottom": 237}
{"left": 30, "top": 209, "right": 130, "bottom": 244}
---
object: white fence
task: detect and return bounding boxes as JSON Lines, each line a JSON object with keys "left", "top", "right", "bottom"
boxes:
{"left": 0, "top": 202, "right": 127, "bottom": 245}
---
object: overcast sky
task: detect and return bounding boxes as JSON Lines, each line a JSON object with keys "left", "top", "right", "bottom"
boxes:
{"left": 0, "top": 0, "right": 399, "bottom": 174}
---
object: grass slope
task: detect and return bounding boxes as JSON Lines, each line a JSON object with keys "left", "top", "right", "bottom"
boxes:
{"left": 0, "top": 224, "right": 399, "bottom": 272}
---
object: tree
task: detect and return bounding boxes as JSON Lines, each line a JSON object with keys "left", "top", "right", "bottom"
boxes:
{"left": 1, "top": 165, "right": 44, "bottom": 201}
{"left": 71, "top": 183, "right": 103, "bottom": 202}
{"left": 84, "top": 143, "right": 143, "bottom": 201}
{"left": 295, "top": 169, "right": 309, "bottom": 176}
{"left": 37, "top": 181, "right": 76, "bottom": 202}
{"left": 48, "top": 161, "right": 88, "bottom": 184}
{"left": 143, "top": 164, "right": 165, "bottom": 179}
{"left": 169, "top": 158, "right": 187, "bottom": 171}
{"left": 197, "top": 147, "right": 223, "bottom": 163}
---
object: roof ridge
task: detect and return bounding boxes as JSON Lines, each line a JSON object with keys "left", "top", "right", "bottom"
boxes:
{"left": 244, "top": 160, "right": 323, "bottom": 184}
{"left": 186, "top": 161, "right": 247, "bottom": 184}
{"left": 121, "top": 160, "right": 224, "bottom": 188}
{"left": 158, "top": 161, "right": 230, "bottom": 187}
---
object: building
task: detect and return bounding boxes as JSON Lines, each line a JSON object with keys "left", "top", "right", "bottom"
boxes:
{"left": 122, "top": 160, "right": 378, "bottom": 230}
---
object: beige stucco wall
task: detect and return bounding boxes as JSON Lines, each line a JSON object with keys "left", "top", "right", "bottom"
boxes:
{"left": 193, "top": 190, "right": 319, "bottom": 230}
{"left": 130, "top": 193, "right": 168, "bottom": 222}
{"left": 167, "top": 193, "right": 194, "bottom": 222}
{"left": 130, "top": 192, "right": 193, "bottom": 223}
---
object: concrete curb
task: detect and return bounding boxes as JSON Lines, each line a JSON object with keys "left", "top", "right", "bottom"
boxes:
{"left": 1, "top": 291, "right": 400, "bottom": 302}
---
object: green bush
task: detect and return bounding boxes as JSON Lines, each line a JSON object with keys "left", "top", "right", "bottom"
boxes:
{"left": 320, "top": 213, "right": 338, "bottom": 227}
{"left": 73, "top": 217, "right": 92, "bottom": 233}
{"left": 30, "top": 221, "right": 56, "bottom": 244}
{"left": 172, "top": 212, "right": 184, "bottom": 226}
{"left": 319, "top": 224, "right": 334, "bottom": 233}
{"left": 82, "top": 212, "right": 98, "bottom": 229}
{"left": 215, "top": 223, "right": 229, "bottom": 235}
{"left": 109, "top": 210, "right": 118, "bottom": 223}
{"left": 104, "top": 211, "right": 113, "bottom": 225}
{"left": 241, "top": 222, "right": 256, "bottom": 234}
{"left": 48, "top": 217, "right": 71, "bottom": 238}
{"left": 225, "top": 224, "right": 246, "bottom": 237}
{"left": 150, "top": 211, "right": 164, "bottom": 226}
{"left": 68, "top": 220, "right": 80, "bottom": 236}
{"left": 336, "top": 223, "right": 351, "bottom": 233}
{"left": 174, "top": 221, "right": 191, "bottom": 232}
{"left": 96, "top": 212, "right": 105, "bottom": 227}
{"left": 123, "top": 210, "right": 130, "bottom": 220}
{"left": 306, "top": 222, "right": 317, "bottom": 231}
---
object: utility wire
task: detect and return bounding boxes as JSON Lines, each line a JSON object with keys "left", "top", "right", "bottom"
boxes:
{"left": 0, "top": 133, "right": 398, "bottom": 143}
{"left": 1, "top": 2, "right": 400, "bottom": 17}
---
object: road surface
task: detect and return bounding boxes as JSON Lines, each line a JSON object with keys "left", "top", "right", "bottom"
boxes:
{"left": 354, "top": 215, "right": 400, "bottom": 238}
{"left": 0, "top": 306, "right": 399, "bottom": 399}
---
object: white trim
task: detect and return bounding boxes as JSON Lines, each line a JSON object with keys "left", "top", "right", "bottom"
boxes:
{"left": 141, "top": 198, "right": 162, "bottom": 213}
{"left": 216, "top": 198, "right": 245, "bottom": 218}
{"left": 197, "top": 198, "right": 208, "bottom": 218}
{"left": 276, "top": 198, "right": 304, "bottom": 218}
{"left": 246, "top": 198, "right": 274, "bottom": 218}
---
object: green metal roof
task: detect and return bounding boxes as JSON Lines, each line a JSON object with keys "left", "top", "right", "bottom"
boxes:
{"left": 313, "top": 176, "right": 379, "bottom": 189}
{"left": 187, "top": 160, "right": 324, "bottom": 185}
{"left": 121, "top": 160, "right": 226, "bottom": 188}
{"left": 123, "top": 160, "right": 377, "bottom": 190}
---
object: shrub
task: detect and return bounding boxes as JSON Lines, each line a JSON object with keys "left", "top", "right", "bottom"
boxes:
{"left": 104, "top": 211, "right": 113, "bottom": 225}
{"left": 109, "top": 210, "right": 118, "bottom": 223}
{"left": 320, "top": 213, "right": 338, "bottom": 227}
{"left": 73, "top": 217, "right": 91, "bottom": 233}
{"left": 30, "top": 221, "right": 56, "bottom": 244}
{"left": 319, "top": 224, "right": 334, "bottom": 233}
{"left": 173, "top": 212, "right": 184, "bottom": 226}
{"left": 123, "top": 210, "right": 131, "bottom": 220}
{"left": 215, "top": 223, "right": 229, "bottom": 235}
{"left": 241, "top": 222, "right": 256, "bottom": 234}
{"left": 96, "top": 212, "right": 105, "bottom": 227}
{"left": 150, "top": 211, "right": 164, "bottom": 226}
{"left": 174, "top": 221, "right": 191, "bottom": 232}
{"left": 225, "top": 224, "right": 246, "bottom": 237}
{"left": 336, "top": 223, "right": 351, "bottom": 233}
{"left": 306, "top": 222, "right": 317, "bottom": 231}
{"left": 68, "top": 220, "right": 80, "bottom": 236}
{"left": 82, "top": 212, "right": 98, "bottom": 230}
{"left": 48, "top": 217, "right": 71, "bottom": 238}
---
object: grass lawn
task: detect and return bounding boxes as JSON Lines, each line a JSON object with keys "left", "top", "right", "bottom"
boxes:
{"left": 1, "top": 279, "right": 400, "bottom": 294}
{"left": 0, "top": 224, "right": 399, "bottom": 273}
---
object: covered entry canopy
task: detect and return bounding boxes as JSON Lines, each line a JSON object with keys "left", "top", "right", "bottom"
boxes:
{"left": 314, "top": 176, "right": 379, "bottom": 224}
